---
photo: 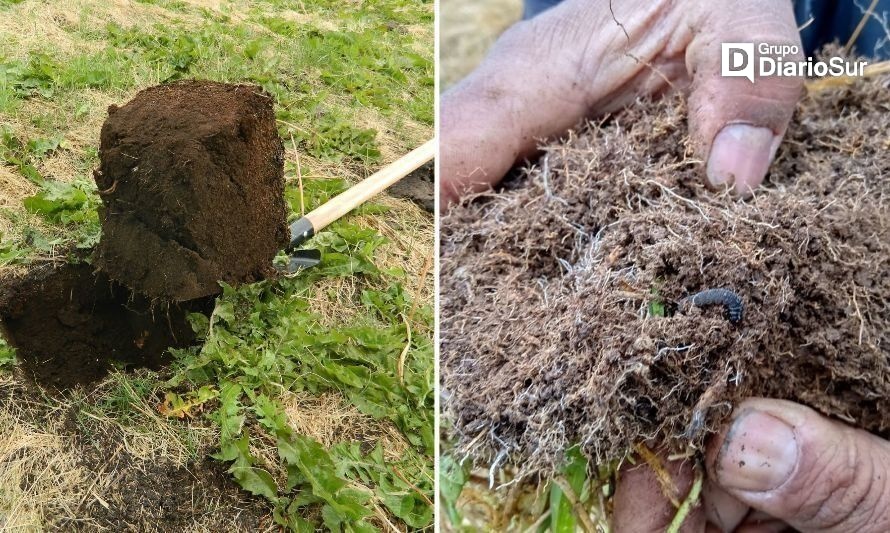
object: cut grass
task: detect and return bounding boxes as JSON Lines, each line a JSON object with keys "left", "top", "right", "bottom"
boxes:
{"left": 0, "top": 0, "right": 433, "bottom": 531}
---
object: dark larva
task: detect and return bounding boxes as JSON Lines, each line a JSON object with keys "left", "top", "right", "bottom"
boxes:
{"left": 686, "top": 288, "right": 743, "bottom": 323}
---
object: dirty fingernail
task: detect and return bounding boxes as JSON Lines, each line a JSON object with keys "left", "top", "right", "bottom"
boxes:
{"left": 707, "top": 124, "right": 778, "bottom": 194}
{"left": 716, "top": 410, "right": 799, "bottom": 492}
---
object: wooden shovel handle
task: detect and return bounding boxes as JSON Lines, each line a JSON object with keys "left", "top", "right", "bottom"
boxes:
{"left": 287, "top": 138, "right": 435, "bottom": 251}
{"left": 306, "top": 138, "right": 435, "bottom": 230}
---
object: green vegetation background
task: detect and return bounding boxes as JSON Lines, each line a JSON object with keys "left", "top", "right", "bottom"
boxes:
{"left": 0, "top": 0, "right": 434, "bottom": 530}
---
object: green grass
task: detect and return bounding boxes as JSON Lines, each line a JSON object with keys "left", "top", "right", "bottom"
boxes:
{"left": 161, "top": 181, "right": 435, "bottom": 530}
{"left": 0, "top": 337, "right": 15, "bottom": 368}
{"left": 440, "top": 443, "right": 622, "bottom": 530}
{"left": 0, "top": 1, "right": 432, "bottom": 530}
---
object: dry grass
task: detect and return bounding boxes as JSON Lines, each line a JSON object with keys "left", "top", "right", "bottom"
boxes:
{"left": 74, "top": 373, "right": 218, "bottom": 465}
{"left": 358, "top": 196, "right": 435, "bottom": 298}
{"left": 357, "top": 107, "right": 430, "bottom": 163}
{"left": 0, "top": 374, "right": 91, "bottom": 531}
{"left": 0, "top": 167, "right": 36, "bottom": 212}
{"left": 0, "top": 371, "right": 267, "bottom": 532}
{"left": 282, "top": 390, "right": 411, "bottom": 462}
{"left": 301, "top": 193, "right": 434, "bottom": 327}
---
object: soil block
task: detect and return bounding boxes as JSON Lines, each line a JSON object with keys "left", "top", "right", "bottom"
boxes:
{"left": 93, "top": 80, "right": 288, "bottom": 301}
{"left": 440, "top": 74, "right": 890, "bottom": 476}
{"left": 0, "top": 263, "right": 211, "bottom": 389}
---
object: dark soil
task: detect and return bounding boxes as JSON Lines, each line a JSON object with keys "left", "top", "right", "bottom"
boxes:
{"left": 93, "top": 80, "right": 288, "bottom": 302}
{"left": 63, "top": 435, "right": 267, "bottom": 533}
{"left": 440, "top": 75, "right": 890, "bottom": 476}
{"left": 390, "top": 160, "right": 435, "bottom": 212}
{"left": 0, "top": 262, "right": 211, "bottom": 390}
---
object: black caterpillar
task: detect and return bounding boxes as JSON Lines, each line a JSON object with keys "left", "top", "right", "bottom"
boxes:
{"left": 684, "top": 288, "right": 743, "bottom": 323}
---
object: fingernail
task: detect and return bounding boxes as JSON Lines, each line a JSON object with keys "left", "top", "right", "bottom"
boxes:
{"left": 716, "top": 410, "right": 799, "bottom": 492}
{"left": 707, "top": 124, "right": 778, "bottom": 194}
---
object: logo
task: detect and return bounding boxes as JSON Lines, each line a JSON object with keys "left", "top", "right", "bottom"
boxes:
{"left": 722, "top": 43, "right": 755, "bottom": 82}
{"left": 720, "top": 42, "right": 867, "bottom": 83}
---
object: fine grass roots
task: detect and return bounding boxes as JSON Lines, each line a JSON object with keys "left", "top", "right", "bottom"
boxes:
{"left": 440, "top": 69, "right": 890, "bottom": 528}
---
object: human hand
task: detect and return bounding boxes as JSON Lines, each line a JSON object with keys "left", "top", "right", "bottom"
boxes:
{"left": 440, "top": 0, "right": 804, "bottom": 206}
{"left": 613, "top": 398, "right": 890, "bottom": 532}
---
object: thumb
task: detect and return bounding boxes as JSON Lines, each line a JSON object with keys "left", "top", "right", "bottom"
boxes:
{"left": 686, "top": 1, "right": 804, "bottom": 195}
{"left": 706, "top": 398, "right": 890, "bottom": 532}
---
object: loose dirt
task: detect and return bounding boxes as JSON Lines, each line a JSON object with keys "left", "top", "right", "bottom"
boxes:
{"left": 93, "top": 80, "right": 289, "bottom": 302}
{"left": 440, "top": 75, "right": 890, "bottom": 477}
{"left": 0, "top": 377, "right": 269, "bottom": 532}
{"left": 390, "top": 159, "right": 435, "bottom": 212}
{"left": 0, "top": 262, "right": 212, "bottom": 389}
{"left": 69, "top": 442, "right": 266, "bottom": 533}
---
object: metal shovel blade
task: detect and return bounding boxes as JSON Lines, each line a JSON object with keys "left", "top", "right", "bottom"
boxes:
{"left": 283, "top": 249, "right": 322, "bottom": 273}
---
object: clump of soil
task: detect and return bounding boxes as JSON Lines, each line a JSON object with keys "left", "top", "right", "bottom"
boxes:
{"left": 390, "top": 160, "right": 435, "bottom": 212}
{"left": 440, "top": 75, "right": 890, "bottom": 476}
{"left": 0, "top": 263, "right": 211, "bottom": 389}
{"left": 93, "top": 80, "right": 288, "bottom": 301}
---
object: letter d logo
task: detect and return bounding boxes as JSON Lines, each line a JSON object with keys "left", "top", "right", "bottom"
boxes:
{"left": 721, "top": 43, "right": 755, "bottom": 83}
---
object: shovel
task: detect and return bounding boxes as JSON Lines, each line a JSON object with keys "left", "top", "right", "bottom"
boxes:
{"left": 282, "top": 138, "right": 435, "bottom": 272}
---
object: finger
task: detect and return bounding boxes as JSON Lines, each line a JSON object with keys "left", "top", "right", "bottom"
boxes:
{"left": 686, "top": 0, "right": 804, "bottom": 195}
{"left": 706, "top": 398, "right": 890, "bottom": 532}
{"left": 440, "top": 0, "right": 683, "bottom": 207}
{"left": 613, "top": 455, "right": 707, "bottom": 532}
{"left": 702, "top": 479, "right": 749, "bottom": 531}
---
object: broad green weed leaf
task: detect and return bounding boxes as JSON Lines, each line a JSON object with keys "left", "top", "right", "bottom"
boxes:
{"left": 23, "top": 180, "right": 97, "bottom": 225}
{"left": 0, "top": 238, "right": 27, "bottom": 266}
{"left": 277, "top": 435, "right": 349, "bottom": 498}
{"left": 26, "top": 136, "right": 63, "bottom": 157}
{"left": 231, "top": 466, "right": 278, "bottom": 501}
{"left": 440, "top": 454, "right": 469, "bottom": 526}
{"left": 0, "top": 337, "right": 16, "bottom": 368}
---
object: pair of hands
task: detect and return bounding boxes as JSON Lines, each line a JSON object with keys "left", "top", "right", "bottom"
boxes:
{"left": 440, "top": 1, "right": 890, "bottom": 530}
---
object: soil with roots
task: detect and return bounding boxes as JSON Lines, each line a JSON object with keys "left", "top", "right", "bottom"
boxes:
{"left": 93, "top": 80, "right": 288, "bottom": 302}
{"left": 440, "top": 75, "right": 890, "bottom": 477}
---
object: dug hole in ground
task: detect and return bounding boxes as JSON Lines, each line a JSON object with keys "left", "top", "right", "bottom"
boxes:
{"left": 440, "top": 65, "right": 890, "bottom": 526}
{"left": 1, "top": 81, "right": 283, "bottom": 388}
